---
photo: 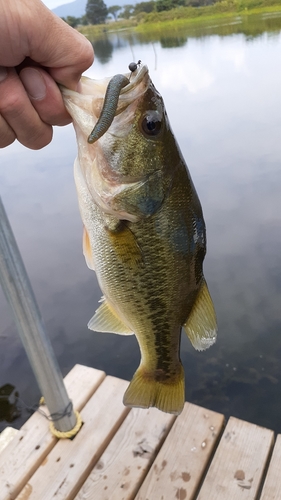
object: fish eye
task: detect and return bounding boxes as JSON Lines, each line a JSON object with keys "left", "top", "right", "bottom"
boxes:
{"left": 141, "top": 112, "right": 162, "bottom": 137}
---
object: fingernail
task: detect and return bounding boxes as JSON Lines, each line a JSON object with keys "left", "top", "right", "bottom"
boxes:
{"left": 20, "top": 68, "right": 47, "bottom": 100}
{"left": 0, "top": 67, "right": 8, "bottom": 82}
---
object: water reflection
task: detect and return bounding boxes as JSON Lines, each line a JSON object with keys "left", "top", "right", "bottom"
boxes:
{"left": 87, "top": 11, "right": 281, "bottom": 62}
{"left": 0, "top": 14, "right": 281, "bottom": 433}
{"left": 93, "top": 37, "right": 114, "bottom": 64}
{"left": 0, "top": 384, "right": 20, "bottom": 423}
{"left": 159, "top": 35, "right": 187, "bottom": 48}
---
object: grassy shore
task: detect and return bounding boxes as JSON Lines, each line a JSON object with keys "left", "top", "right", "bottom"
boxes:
{"left": 78, "top": 1, "right": 281, "bottom": 38}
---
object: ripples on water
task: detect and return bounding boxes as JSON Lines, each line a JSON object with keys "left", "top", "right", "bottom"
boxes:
{"left": 1, "top": 13, "right": 281, "bottom": 432}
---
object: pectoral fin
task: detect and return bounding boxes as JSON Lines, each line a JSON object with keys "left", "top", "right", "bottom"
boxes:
{"left": 107, "top": 221, "right": 143, "bottom": 268}
{"left": 88, "top": 297, "right": 134, "bottom": 335}
{"left": 83, "top": 226, "right": 95, "bottom": 270}
{"left": 183, "top": 280, "right": 217, "bottom": 351}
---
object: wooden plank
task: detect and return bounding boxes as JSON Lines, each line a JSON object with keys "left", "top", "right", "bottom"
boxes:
{"left": 197, "top": 416, "right": 274, "bottom": 499}
{"left": 135, "top": 402, "right": 224, "bottom": 500}
{"left": 0, "top": 364, "right": 105, "bottom": 500}
{"left": 260, "top": 434, "right": 281, "bottom": 500}
{"left": 16, "top": 376, "right": 130, "bottom": 500}
{"left": 75, "top": 406, "right": 176, "bottom": 500}
{"left": 0, "top": 428, "right": 19, "bottom": 455}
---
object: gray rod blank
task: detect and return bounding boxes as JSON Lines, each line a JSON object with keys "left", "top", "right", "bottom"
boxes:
{"left": 0, "top": 197, "right": 76, "bottom": 432}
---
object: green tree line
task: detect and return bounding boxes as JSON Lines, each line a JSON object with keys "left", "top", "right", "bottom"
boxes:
{"left": 62, "top": 0, "right": 281, "bottom": 27}
{"left": 61, "top": 0, "right": 214, "bottom": 27}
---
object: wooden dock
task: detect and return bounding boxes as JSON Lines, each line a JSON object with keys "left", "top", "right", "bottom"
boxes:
{"left": 0, "top": 364, "right": 280, "bottom": 500}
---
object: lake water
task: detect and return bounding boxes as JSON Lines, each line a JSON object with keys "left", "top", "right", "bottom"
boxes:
{"left": 1, "top": 12, "right": 281, "bottom": 433}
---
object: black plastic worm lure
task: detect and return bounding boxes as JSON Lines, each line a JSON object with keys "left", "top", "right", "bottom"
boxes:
{"left": 87, "top": 74, "right": 130, "bottom": 144}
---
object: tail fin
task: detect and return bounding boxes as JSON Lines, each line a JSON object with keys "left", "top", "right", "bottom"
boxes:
{"left": 123, "top": 366, "right": 185, "bottom": 415}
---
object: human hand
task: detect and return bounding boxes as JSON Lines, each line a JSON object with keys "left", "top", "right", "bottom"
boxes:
{"left": 0, "top": 0, "right": 94, "bottom": 149}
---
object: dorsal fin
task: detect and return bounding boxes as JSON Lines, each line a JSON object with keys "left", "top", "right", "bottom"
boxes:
{"left": 88, "top": 297, "right": 134, "bottom": 335}
{"left": 183, "top": 280, "right": 217, "bottom": 351}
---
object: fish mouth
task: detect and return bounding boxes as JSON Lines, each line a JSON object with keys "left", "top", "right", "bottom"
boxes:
{"left": 61, "top": 63, "right": 150, "bottom": 141}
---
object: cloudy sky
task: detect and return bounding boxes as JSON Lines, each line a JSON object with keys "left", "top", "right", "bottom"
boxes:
{"left": 42, "top": 0, "right": 70, "bottom": 9}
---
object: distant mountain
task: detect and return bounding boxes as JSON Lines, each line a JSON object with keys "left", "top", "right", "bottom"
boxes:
{"left": 52, "top": 0, "right": 136, "bottom": 18}
{"left": 52, "top": 0, "right": 87, "bottom": 18}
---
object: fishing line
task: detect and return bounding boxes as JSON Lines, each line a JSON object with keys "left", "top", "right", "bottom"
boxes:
{"left": 17, "top": 396, "right": 74, "bottom": 422}
{"left": 15, "top": 397, "right": 83, "bottom": 439}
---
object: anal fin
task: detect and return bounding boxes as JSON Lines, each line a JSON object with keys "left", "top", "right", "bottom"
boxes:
{"left": 183, "top": 279, "right": 217, "bottom": 351}
{"left": 88, "top": 297, "right": 134, "bottom": 335}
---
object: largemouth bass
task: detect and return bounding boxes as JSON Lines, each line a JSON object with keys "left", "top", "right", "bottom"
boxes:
{"left": 61, "top": 63, "right": 217, "bottom": 415}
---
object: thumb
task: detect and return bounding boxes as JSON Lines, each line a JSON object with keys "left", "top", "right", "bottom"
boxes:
{"left": 26, "top": 3, "right": 94, "bottom": 89}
